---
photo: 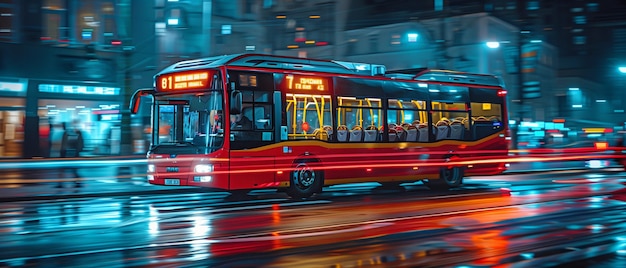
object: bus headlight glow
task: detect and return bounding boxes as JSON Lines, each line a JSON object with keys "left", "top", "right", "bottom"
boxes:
{"left": 194, "top": 164, "right": 213, "bottom": 173}
{"left": 147, "top": 175, "right": 154, "bottom": 181}
{"left": 148, "top": 164, "right": 155, "bottom": 173}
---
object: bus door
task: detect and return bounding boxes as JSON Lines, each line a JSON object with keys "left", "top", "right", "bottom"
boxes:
{"left": 228, "top": 89, "right": 278, "bottom": 190}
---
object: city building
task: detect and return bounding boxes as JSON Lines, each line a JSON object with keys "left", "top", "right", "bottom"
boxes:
{"left": 0, "top": 0, "right": 152, "bottom": 158}
{"left": 1, "top": 0, "right": 623, "bottom": 157}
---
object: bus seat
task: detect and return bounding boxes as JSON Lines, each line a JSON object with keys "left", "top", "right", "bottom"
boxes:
{"left": 387, "top": 128, "right": 398, "bottom": 142}
{"left": 350, "top": 126, "right": 363, "bottom": 142}
{"left": 323, "top": 125, "right": 333, "bottom": 139}
{"left": 395, "top": 127, "right": 407, "bottom": 141}
{"left": 406, "top": 128, "right": 418, "bottom": 141}
{"left": 336, "top": 129, "right": 348, "bottom": 142}
{"left": 337, "top": 125, "right": 348, "bottom": 141}
{"left": 418, "top": 124, "right": 429, "bottom": 142}
{"left": 364, "top": 129, "right": 378, "bottom": 141}
{"left": 449, "top": 121, "right": 465, "bottom": 140}
{"left": 435, "top": 121, "right": 450, "bottom": 140}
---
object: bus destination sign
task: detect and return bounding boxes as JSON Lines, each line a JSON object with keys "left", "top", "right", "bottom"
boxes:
{"left": 158, "top": 71, "right": 210, "bottom": 91}
{"left": 285, "top": 74, "right": 328, "bottom": 91}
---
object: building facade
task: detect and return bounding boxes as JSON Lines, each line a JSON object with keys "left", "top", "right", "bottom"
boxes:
{"left": 0, "top": 0, "right": 156, "bottom": 158}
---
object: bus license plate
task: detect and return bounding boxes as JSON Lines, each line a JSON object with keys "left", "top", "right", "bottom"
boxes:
{"left": 164, "top": 179, "right": 180, "bottom": 185}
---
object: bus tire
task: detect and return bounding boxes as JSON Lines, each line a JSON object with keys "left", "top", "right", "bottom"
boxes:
{"left": 424, "top": 166, "right": 463, "bottom": 190}
{"left": 287, "top": 162, "right": 322, "bottom": 199}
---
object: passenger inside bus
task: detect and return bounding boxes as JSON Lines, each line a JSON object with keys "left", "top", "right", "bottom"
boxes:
{"left": 230, "top": 113, "right": 253, "bottom": 130}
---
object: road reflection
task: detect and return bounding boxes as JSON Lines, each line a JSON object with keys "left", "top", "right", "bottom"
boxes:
{"left": 0, "top": 170, "right": 625, "bottom": 267}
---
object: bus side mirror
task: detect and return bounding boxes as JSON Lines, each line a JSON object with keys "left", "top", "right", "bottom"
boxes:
{"left": 230, "top": 90, "right": 242, "bottom": 115}
{"left": 130, "top": 88, "right": 155, "bottom": 114}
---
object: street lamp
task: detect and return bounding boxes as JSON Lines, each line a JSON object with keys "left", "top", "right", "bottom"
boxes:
{"left": 485, "top": 40, "right": 522, "bottom": 149}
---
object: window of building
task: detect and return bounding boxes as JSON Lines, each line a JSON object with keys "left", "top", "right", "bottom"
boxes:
{"left": 369, "top": 35, "right": 378, "bottom": 52}
{"left": 42, "top": 0, "right": 68, "bottom": 42}
{"left": 573, "top": 35, "right": 586, "bottom": 45}
{"left": 574, "top": 15, "right": 586, "bottom": 25}
{"left": 221, "top": 24, "right": 232, "bottom": 35}
{"left": 102, "top": 1, "right": 117, "bottom": 44}
{"left": 41, "top": 0, "right": 117, "bottom": 45}
{"left": 506, "top": 1, "right": 516, "bottom": 10}
{"left": 390, "top": 34, "right": 401, "bottom": 45}
{"left": 587, "top": 3, "right": 599, "bottom": 12}
{"left": 346, "top": 39, "right": 357, "bottom": 55}
{"left": 244, "top": 0, "right": 254, "bottom": 14}
{"left": 0, "top": 2, "right": 15, "bottom": 42}
{"left": 526, "top": 1, "right": 539, "bottom": 10}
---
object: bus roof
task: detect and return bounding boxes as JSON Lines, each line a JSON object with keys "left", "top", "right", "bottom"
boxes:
{"left": 157, "top": 53, "right": 386, "bottom": 76}
{"left": 386, "top": 68, "right": 503, "bottom": 87}
{"left": 157, "top": 53, "right": 503, "bottom": 87}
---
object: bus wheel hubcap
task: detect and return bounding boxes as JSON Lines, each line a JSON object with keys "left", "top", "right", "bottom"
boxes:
{"left": 294, "top": 165, "right": 315, "bottom": 188}
{"left": 443, "top": 167, "right": 459, "bottom": 184}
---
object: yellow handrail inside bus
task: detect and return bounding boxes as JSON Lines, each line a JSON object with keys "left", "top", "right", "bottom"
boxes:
{"left": 292, "top": 95, "right": 298, "bottom": 136}
{"left": 412, "top": 100, "right": 426, "bottom": 123}
{"left": 366, "top": 99, "right": 374, "bottom": 126}
{"left": 302, "top": 97, "right": 308, "bottom": 133}
{"left": 397, "top": 100, "right": 405, "bottom": 124}
{"left": 311, "top": 96, "right": 322, "bottom": 130}
{"left": 338, "top": 97, "right": 342, "bottom": 126}
{"left": 358, "top": 99, "right": 363, "bottom": 127}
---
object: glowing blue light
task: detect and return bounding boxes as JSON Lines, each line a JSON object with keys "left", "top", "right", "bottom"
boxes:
{"left": 486, "top": 42, "right": 500, "bottom": 48}
{"left": 167, "top": 18, "right": 179, "bottom": 26}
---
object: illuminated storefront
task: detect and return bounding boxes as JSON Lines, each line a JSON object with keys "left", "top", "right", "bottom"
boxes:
{"left": 36, "top": 83, "right": 122, "bottom": 157}
{"left": 0, "top": 78, "right": 28, "bottom": 157}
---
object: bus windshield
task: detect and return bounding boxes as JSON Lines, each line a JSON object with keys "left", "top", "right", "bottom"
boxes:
{"left": 152, "top": 90, "right": 224, "bottom": 154}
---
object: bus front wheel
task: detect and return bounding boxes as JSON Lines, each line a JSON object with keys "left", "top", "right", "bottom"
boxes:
{"left": 423, "top": 166, "right": 463, "bottom": 190}
{"left": 287, "top": 163, "right": 322, "bottom": 199}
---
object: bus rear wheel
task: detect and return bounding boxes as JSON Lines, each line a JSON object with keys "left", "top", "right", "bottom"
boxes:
{"left": 423, "top": 166, "right": 463, "bottom": 190}
{"left": 286, "top": 163, "right": 322, "bottom": 199}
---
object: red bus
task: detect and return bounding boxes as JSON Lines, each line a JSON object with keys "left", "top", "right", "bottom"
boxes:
{"left": 131, "top": 53, "right": 509, "bottom": 199}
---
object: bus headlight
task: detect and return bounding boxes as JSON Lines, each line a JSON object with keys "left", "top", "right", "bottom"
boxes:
{"left": 148, "top": 164, "right": 155, "bottom": 173}
{"left": 194, "top": 164, "right": 213, "bottom": 173}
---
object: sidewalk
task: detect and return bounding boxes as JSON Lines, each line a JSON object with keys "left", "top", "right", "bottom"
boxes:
{"left": 0, "top": 158, "right": 619, "bottom": 202}
{"left": 0, "top": 159, "right": 203, "bottom": 202}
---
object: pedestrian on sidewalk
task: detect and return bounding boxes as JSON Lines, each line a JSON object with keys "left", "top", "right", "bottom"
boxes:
{"left": 56, "top": 120, "right": 85, "bottom": 188}
{"left": 49, "top": 121, "right": 64, "bottom": 158}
